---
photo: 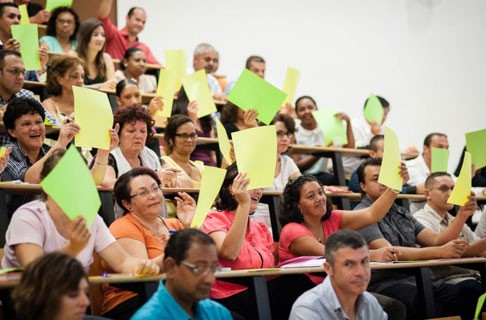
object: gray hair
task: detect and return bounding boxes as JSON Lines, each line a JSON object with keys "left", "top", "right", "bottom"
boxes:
{"left": 194, "top": 43, "right": 217, "bottom": 56}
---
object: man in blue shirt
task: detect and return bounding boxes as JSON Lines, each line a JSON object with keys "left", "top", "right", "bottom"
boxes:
{"left": 131, "top": 229, "right": 232, "bottom": 320}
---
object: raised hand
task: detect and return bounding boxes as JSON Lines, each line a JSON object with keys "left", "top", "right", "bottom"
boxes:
{"left": 175, "top": 192, "right": 196, "bottom": 227}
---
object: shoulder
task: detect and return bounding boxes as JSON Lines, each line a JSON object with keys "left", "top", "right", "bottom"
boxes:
{"left": 162, "top": 218, "right": 184, "bottom": 230}
{"left": 197, "top": 299, "right": 232, "bottom": 319}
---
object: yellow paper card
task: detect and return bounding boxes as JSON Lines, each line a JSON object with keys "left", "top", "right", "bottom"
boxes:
{"left": 378, "top": 126, "right": 402, "bottom": 191}
{"left": 282, "top": 67, "right": 300, "bottom": 105}
{"left": 215, "top": 119, "right": 232, "bottom": 165}
{"left": 11, "top": 24, "right": 40, "bottom": 71}
{"left": 18, "top": 5, "right": 30, "bottom": 24}
{"left": 73, "top": 86, "right": 113, "bottom": 150}
{"left": 182, "top": 70, "right": 216, "bottom": 118}
{"left": 191, "top": 166, "right": 226, "bottom": 228}
{"left": 0, "top": 147, "right": 6, "bottom": 158}
{"left": 448, "top": 152, "right": 472, "bottom": 206}
{"left": 466, "top": 129, "right": 486, "bottom": 170}
{"left": 165, "top": 50, "right": 187, "bottom": 90}
{"left": 156, "top": 68, "right": 177, "bottom": 118}
{"left": 232, "top": 125, "right": 277, "bottom": 189}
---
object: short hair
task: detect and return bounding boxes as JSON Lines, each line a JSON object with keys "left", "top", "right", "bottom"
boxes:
{"left": 357, "top": 157, "right": 382, "bottom": 186}
{"left": 39, "top": 148, "right": 67, "bottom": 181}
{"left": 325, "top": 229, "right": 368, "bottom": 266}
{"left": 12, "top": 252, "right": 87, "bottom": 320}
{"left": 0, "top": 49, "right": 21, "bottom": 68}
{"left": 127, "top": 6, "right": 145, "bottom": 17}
{"left": 363, "top": 95, "right": 389, "bottom": 110}
{"left": 0, "top": 2, "right": 18, "bottom": 17}
{"left": 164, "top": 228, "right": 215, "bottom": 264}
{"left": 193, "top": 43, "right": 216, "bottom": 57}
{"left": 369, "top": 134, "right": 384, "bottom": 153}
{"left": 115, "top": 78, "right": 138, "bottom": 97}
{"left": 279, "top": 175, "right": 333, "bottom": 226}
{"left": 216, "top": 162, "right": 240, "bottom": 211}
{"left": 245, "top": 55, "right": 265, "bottom": 69}
{"left": 423, "top": 132, "right": 447, "bottom": 148}
{"left": 220, "top": 101, "right": 239, "bottom": 125}
{"left": 294, "top": 95, "right": 318, "bottom": 112}
{"left": 425, "top": 171, "right": 451, "bottom": 189}
{"left": 114, "top": 167, "right": 161, "bottom": 214}
{"left": 45, "top": 6, "right": 80, "bottom": 41}
{"left": 164, "top": 114, "right": 194, "bottom": 153}
{"left": 3, "top": 98, "right": 45, "bottom": 138}
{"left": 76, "top": 18, "right": 106, "bottom": 80}
{"left": 271, "top": 113, "right": 296, "bottom": 134}
{"left": 113, "top": 106, "right": 155, "bottom": 143}
{"left": 46, "top": 55, "right": 84, "bottom": 96}
{"left": 119, "top": 47, "right": 144, "bottom": 71}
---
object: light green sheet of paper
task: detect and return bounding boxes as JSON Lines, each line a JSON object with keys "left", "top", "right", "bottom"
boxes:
{"left": 448, "top": 152, "right": 472, "bottom": 206}
{"left": 0, "top": 267, "right": 23, "bottom": 275}
{"left": 282, "top": 67, "right": 300, "bottom": 104}
{"left": 182, "top": 70, "right": 216, "bottom": 118}
{"left": 363, "top": 94, "right": 384, "bottom": 124}
{"left": 73, "top": 86, "right": 113, "bottom": 150}
{"left": 165, "top": 50, "right": 187, "bottom": 90}
{"left": 19, "top": 5, "right": 29, "bottom": 24}
{"left": 40, "top": 145, "right": 100, "bottom": 227}
{"left": 156, "top": 68, "right": 177, "bottom": 118}
{"left": 227, "top": 69, "right": 288, "bottom": 125}
{"left": 466, "top": 129, "right": 486, "bottom": 170}
{"left": 431, "top": 147, "right": 450, "bottom": 173}
{"left": 0, "top": 147, "right": 6, "bottom": 158}
{"left": 191, "top": 166, "right": 226, "bottom": 228}
{"left": 312, "top": 109, "right": 348, "bottom": 146}
{"left": 215, "top": 119, "right": 232, "bottom": 165}
{"left": 232, "top": 125, "right": 277, "bottom": 189}
{"left": 475, "top": 292, "right": 486, "bottom": 320}
{"left": 378, "top": 126, "right": 402, "bottom": 191}
{"left": 46, "top": 0, "right": 73, "bottom": 11}
{"left": 11, "top": 24, "right": 40, "bottom": 71}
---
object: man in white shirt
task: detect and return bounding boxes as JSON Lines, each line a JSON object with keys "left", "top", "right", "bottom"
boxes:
{"left": 193, "top": 43, "right": 226, "bottom": 102}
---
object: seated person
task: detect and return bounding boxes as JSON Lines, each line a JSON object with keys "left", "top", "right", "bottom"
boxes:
{"left": 220, "top": 101, "right": 258, "bottom": 139}
{"left": 115, "top": 47, "right": 156, "bottom": 93}
{"left": 131, "top": 229, "right": 232, "bottom": 320}
{"left": 13, "top": 0, "right": 48, "bottom": 24}
{"left": 192, "top": 43, "right": 225, "bottom": 102}
{"left": 224, "top": 55, "right": 265, "bottom": 95}
{"left": 39, "top": 6, "right": 79, "bottom": 53}
{"left": 115, "top": 79, "right": 163, "bottom": 117}
{"left": 289, "top": 230, "right": 387, "bottom": 320}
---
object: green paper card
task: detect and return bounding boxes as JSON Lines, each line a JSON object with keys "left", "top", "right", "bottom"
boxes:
{"left": 165, "top": 50, "right": 187, "bottom": 90}
{"left": 191, "top": 166, "right": 226, "bottom": 228}
{"left": 474, "top": 292, "right": 486, "bottom": 320}
{"left": 312, "top": 109, "right": 348, "bottom": 146}
{"left": 363, "top": 94, "right": 384, "bottom": 124}
{"left": 378, "top": 126, "right": 402, "bottom": 191}
{"left": 46, "top": 0, "right": 73, "bottom": 11}
{"left": 466, "top": 129, "right": 486, "bottom": 170}
{"left": 228, "top": 69, "right": 288, "bottom": 125}
{"left": 232, "top": 125, "right": 277, "bottom": 189}
{"left": 431, "top": 147, "right": 449, "bottom": 173}
{"left": 215, "top": 119, "right": 232, "bottom": 165}
{"left": 18, "top": 5, "right": 30, "bottom": 24}
{"left": 156, "top": 68, "right": 177, "bottom": 118}
{"left": 448, "top": 152, "right": 472, "bottom": 206}
{"left": 40, "top": 145, "right": 101, "bottom": 227}
{"left": 182, "top": 70, "right": 216, "bottom": 118}
{"left": 73, "top": 86, "right": 113, "bottom": 150}
{"left": 11, "top": 24, "right": 40, "bottom": 71}
{"left": 282, "top": 67, "right": 300, "bottom": 105}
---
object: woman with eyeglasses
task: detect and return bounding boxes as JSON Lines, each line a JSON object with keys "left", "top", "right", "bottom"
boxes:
{"left": 101, "top": 167, "right": 195, "bottom": 319}
{"left": 39, "top": 6, "right": 80, "bottom": 54}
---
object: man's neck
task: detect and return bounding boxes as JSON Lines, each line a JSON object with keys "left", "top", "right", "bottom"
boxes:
{"left": 427, "top": 202, "right": 448, "bottom": 218}
{"left": 0, "top": 88, "right": 14, "bottom": 103}
{"left": 125, "top": 27, "right": 138, "bottom": 43}
{"left": 18, "top": 142, "right": 41, "bottom": 164}
{"left": 166, "top": 282, "right": 195, "bottom": 317}
{"left": 333, "top": 283, "right": 359, "bottom": 320}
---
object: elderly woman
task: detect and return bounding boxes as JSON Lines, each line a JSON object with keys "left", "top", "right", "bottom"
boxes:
{"left": 101, "top": 167, "right": 195, "bottom": 319}
{"left": 115, "top": 47, "right": 157, "bottom": 93}
{"left": 39, "top": 6, "right": 80, "bottom": 53}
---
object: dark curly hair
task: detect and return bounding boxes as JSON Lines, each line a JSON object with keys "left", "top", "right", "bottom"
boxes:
{"left": 113, "top": 105, "right": 155, "bottom": 144}
{"left": 216, "top": 162, "right": 240, "bottom": 211}
{"left": 3, "top": 97, "right": 45, "bottom": 139}
{"left": 45, "top": 6, "right": 80, "bottom": 42}
{"left": 271, "top": 113, "right": 295, "bottom": 134}
{"left": 46, "top": 55, "right": 84, "bottom": 96}
{"left": 279, "top": 175, "right": 333, "bottom": 226}
{"left": 164, "top": 114, "right": 194, "bottom": 154}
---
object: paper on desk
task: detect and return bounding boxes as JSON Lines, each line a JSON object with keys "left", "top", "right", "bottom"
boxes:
{"left": 215, "top": 119, "right": 232, "bottom": 165}
{"left": 165, "top": 50, "right": 187, "bottom": 90}
{"left": 46, "top": 0, "right": 73, "bottom": 11}
{"left": 40, "top": 145, "right": 100, "bottom": 227}
{"left": 232, "top": 125, "right": 276, "bottom": 189}
{"left": 73, "top": 86, "right": 113, "bottom": 150}
{"left": 156, "top": 68, "right": 177, "bottom": 118}
{"left": 191, "top": 166, "right": 226, "bottom": 228}
{"left": 363, "top": 94, "right": 384, "bottom": 125}
{"left": 11, "top": 24, "right": 40, "bottom": 71}
{"left": 282, "top": 67, "right": 300, "bottom": 105}
{"left": 279, "top": 256, "right": 325, "bottom": 268}
{"left": 18, "top": 5, "right": 29, "bottom": 24}
{"left": 431, "top": 147, "right": 449, "bottom": 173}
{"left": 312, "top": 109, "right": 347, "bottom": 146}
{"left": 378, "top": 126, "right": 402, "bottom": 191}
{"left": 448, "top": 152, "right": 472, "bottom": 206}
{"left": 228, "top": 69, "right": 287, "bottom": 125}
{"left": 466, "top": 129, "right": 486, "bottom": 170}
{"left": 182, "top": 70, "right": 216, "bottom": 118}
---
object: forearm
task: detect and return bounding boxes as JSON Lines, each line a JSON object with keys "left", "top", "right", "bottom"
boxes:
{"left": 98, "top": 0, "right": 113, "bottom": 18}
{"left": 394, "top": 246, "right": 443, "bottom": 260}
{"left": 24, "top": 144, "right": 65, "bottom": 183}
{"left": 344, "top": 189, "right": 397, "bottom": 229}
{"left": 463, "top": 239, "right": 486, "bottom": 257}
{"left": 91, "top": 150, "right": 109, "bottom": 186}
{"left": 219, "top": 205, "right": 250, "bottom": 260}
{"left": 434, "top": 216, "right": 469, "bottom": 246}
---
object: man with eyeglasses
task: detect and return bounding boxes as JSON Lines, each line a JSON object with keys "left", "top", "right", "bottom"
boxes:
{"left": 132, "top": 229, "right": 232, "bottom": 320}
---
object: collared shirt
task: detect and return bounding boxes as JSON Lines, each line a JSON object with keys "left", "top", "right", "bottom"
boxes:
{"left": 0, "top": 90, "right": 59, "bottom": 125}
{"left": 131, "top": 280, "right": 232, "bottom": 320}
{"left": 294, "top": 123, "right": 329, "bottom": 175}
{"left": 289, "top": 276, "right": 387, "bottom": 320}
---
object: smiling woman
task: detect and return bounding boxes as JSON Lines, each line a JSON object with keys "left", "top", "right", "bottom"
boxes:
{"left": 115, "top": 47, "right": 156, "bottom": 93}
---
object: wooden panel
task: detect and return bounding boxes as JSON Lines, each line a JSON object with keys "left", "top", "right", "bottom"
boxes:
{"left": 31, "top": 0, "right": 118, "bottom": 25}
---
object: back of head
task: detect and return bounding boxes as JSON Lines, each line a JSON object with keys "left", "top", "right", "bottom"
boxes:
{"left": 164, "top": 228, "right": 215, "bottom": 264}
{"left": 3, "top": 97, "right": 45, "bottom": 136}
{"left": 369, "top": 134, "right": 384, "bottom": 152}
{"left": 325, "top": 229, "right": 367, "bottom": 266}
{"left": 363, "top": 95, "right": 389, "bottom": 109}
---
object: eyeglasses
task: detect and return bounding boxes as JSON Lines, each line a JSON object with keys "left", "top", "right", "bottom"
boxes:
{"left": 276, "top": 130, "right": 293, "bottom": 138}
{"left": 430, "top": 185, "right": 454, "bottom": 193}
{"left": 175, "top": 133, "right": 198, "bottom": 140}
{"left": 56, "top": 19, "right": 75, "bottom": 25}
{"left": 181, "top": 261, "right": 222, "bottom": 276}
{"left": 130, "top": 184, "right": 162, "bottom": 198}
{"left": 0, "top": 68, "right": 26, "bottom": 76}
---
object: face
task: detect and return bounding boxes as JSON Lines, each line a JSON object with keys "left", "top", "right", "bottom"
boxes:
{"left": 296, "top": 98, "right": 317, "bottom": 127}
{"left": 8, "top": 112, "right": 45, "bottom": 151}
{"left": 360, "top": 165, "right": 386, "bottom": 201}
{"left": 248, "top": 61, "right": 265, "bottom": 78}
{"left": 426, "top": 175, "right": 454, "bottom": 212}
{"left": 325, "top": 246, "right": 370, "bottom": 298}
{"left": 55, "top": 12, "right": 76, "bottom": 39}
{"left": 381, "top": 106, "right": 390, "bottom": 124}
{"left": 172, "top": 121, "right": 197, "bottom": 155}
{"left": 193, "top": 50, "right": 219, "bottom": 73}
{"left": 298, "top": 181, "right": 327, "bottom": 218}
{"left": 0, "top": 54, "right": 25, "bottom": 95}
{"left": 119, "top": 120, "right": 148, "bottom": 154}
{"left": 248, "top": 188, "right": 263, "bottom": 213}
{"left": 116, "top": 84, "right": 142, "bottom": 108}
{"left": 275, "top": 121, "right": 292, "bottom": 155}
{"left": 423, "top": 135, "right": 449, "bottom": 163}
{"left": 125, "top": 51, "right": 147, "bottom": 77}
{"left": 125, "top": 8, "right": 146, "bottom": 35}
{"left": 58, "top": 64, "right": 84, "bottom": 92}
{"left": 88, "top": 25, "right": 105, "bottom": 52}
{"left": 0, "top": 6, "right": 20, "bottom": 37}
{"left": 369, "top": 139, "right": 384, "bottom": 158}
{"left": 125, "top": 175, "right": 164, "bottom": 218}
{"left": 54, "top": 278, "right": 90, "bottom": 320}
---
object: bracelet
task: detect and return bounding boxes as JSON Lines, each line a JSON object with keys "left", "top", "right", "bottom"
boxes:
{"left": 95, "top": 161, "right": 108, "bottom": 166}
